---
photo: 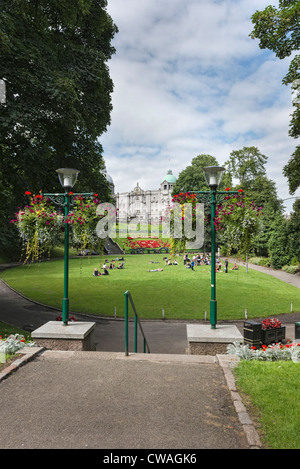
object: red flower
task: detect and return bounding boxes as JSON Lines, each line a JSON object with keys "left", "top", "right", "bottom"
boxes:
{"left": 225, "top": 187, "right": 231, "bottom": 191}
{"left": 25, "top": 191, "right": 31, "bottom": 195}
{"left": 35, "top": 194, "right": 43, "bottom": 199}
{"left": 238, "top": 189, "right": 243, "bottom": 192}
{"left": 69, "top": 191, "right": 73, "bottom": 195}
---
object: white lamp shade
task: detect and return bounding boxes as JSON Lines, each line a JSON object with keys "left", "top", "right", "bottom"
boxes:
{"left": 203, "top": 166, "right": 225, "bottom": 188}
{"left": 56, "top": 168, "right": 80, "bottom": 189}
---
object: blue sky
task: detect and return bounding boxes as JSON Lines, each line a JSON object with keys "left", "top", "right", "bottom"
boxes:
{"left": 100, "top": 0, "right": 300, "bottom": 213}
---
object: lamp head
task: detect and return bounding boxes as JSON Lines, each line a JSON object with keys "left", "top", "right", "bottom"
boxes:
{"left": 203, "top": 166, "right": 225, "bottom": 189}
{"left": 56, "top": 168, "right": 80, "bottom": 189}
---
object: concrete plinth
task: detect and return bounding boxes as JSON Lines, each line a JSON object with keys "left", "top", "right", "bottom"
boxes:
{"left": 31, "top": 321, "right": 96, "bottom": 351}
{"left": 187, "top": 324, "right": 243, "bottom": 355}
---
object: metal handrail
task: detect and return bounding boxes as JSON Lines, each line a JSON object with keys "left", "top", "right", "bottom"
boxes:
{"left": 124, "top": 290, "right": 150, "bottom": 356}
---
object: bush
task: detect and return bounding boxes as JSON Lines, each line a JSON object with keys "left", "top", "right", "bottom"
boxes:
{"left": 248, "top": 256, "right": 271, "bottom": 267}
{"left": 258, "top": 257, "right": 271, "bottom": 267}
{"left": 282, "top": 265, "right": 300, "bottom": 274}
{"left": 248, "top": 257, "right": 261, "bottom": 265}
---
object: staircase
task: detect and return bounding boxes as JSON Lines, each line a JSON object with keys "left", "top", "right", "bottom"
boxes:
{"left": 104, "top": 237, "right": 123, "bottom": 255}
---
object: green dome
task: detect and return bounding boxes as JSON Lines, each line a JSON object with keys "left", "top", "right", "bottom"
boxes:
{"left": 161, "top": 169, "right": 176, "bottom": 184}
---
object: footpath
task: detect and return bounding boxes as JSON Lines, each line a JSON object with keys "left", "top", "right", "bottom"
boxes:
{"left": 0, "top": 261, "right": 299, "bottom": 450}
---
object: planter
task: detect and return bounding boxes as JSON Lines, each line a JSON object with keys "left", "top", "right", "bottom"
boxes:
{"left": 243, "top": 321, "right": 262, "bottom": 347}
{"left": 295, "top": 322, "right": 300, "bottom": 340}
{"left": 261, "top": 326, "right": 286, "bottom": 346}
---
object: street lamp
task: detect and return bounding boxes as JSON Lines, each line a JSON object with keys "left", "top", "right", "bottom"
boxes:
{"left": 43, "top": 172, "right": 94, "bottom": 326}
{"left": 189, "top": 166, "right": 238, "bottom": 329}
{"left": 203, "top": 166, "right": 225, "bottom": 329}
{"left": 56, "top": 168, "right": 80, "bottom": 325}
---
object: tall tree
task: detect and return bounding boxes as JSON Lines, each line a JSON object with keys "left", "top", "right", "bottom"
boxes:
{"left": 250, "top": 1, "right": 300, "bottom": 194}
{"left": 0, "top": 0, "right": 118, "bottom": 255}
{"left": 224, "top": 146, "right": 267, "bottom": 189}
{"left": 172, "top": 154, "right": 231, "bottom": 195}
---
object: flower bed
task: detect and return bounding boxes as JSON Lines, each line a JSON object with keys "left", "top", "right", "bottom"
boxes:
{"left": 227, "top": 341, "right": 300, "bottom": 362}
{"left": 0, "top": 334, "right": 36, "bottom": 358}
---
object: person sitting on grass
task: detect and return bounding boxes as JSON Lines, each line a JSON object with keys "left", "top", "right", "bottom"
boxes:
{"left": 93, "top": 268, "right": 100, "bottom": 276}
{"left": 232, "top": 263, "right": 239, "bottom": 270}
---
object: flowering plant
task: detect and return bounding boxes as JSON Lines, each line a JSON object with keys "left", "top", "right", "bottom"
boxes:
{"left": 11, "top": 192, "right": 117, "bottom": 261}
{"left": 0, "top": 334, "right": 36, "bottom": 362}
{"left": 11, "top": 192, "right": 64, "bottom": 263}
{"left": 261, "top": 317, "right": 282, "bottom": 330}
{"left": 66, "top": 194, "right": 116, "bottom": 253}
{"left": 227, "top": 341, "right": 300, "bottom": 363}
{"left": 166, "top": 192, "right": 201, "bottom": 255}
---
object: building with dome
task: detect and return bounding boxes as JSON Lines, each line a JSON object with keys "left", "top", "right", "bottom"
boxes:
{"left": 111, "top": 169, "right": 177, "bottom": 224}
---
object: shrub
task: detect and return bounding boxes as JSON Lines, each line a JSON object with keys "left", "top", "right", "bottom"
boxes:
{"left": 282, "top": 265, "right": 299, "bottom": 274}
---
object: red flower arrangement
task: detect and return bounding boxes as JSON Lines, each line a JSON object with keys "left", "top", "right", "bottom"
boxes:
{"left": 261, "top": 318, "right": 282, "bottom": 330}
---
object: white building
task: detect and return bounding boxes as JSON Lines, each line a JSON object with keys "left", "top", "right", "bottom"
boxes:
{"left": 107, "top": 169, "right": 177, "bottom": 224}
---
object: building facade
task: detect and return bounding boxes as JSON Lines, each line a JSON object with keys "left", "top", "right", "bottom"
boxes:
{"left": 108, "top": 170, "right": 177, "bottom": 224}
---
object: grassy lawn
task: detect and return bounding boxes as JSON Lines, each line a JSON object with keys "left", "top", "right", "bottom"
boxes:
{"left": 234, "top": 360, "right": 300, "bottom": 449}
{"left": 1, "top": 254, "right": 299, "bottom": 320}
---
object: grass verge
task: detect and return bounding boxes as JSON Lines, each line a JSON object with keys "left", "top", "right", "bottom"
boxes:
{"left": 234, "top": 360, "right": 300, "bottom": 449}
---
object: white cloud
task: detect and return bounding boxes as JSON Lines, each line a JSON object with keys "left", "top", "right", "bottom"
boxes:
{"left": 101, "top": 0, "right": 300, "bottom": 213}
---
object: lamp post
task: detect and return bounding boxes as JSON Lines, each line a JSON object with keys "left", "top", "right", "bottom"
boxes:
{"left": 43, "top": 168, "right": 94, "bottom": 326}
{"left": 56, "top": 168, "right": 80, "bottom": 325}
{"left": 191, "top": 166, "right": 239, "bottom": 329}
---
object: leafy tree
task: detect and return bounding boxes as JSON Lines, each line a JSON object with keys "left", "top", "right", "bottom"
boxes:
{"left": 250, "top": 1, "right": 300, "bottom": 194}
{"left": 0, "top": 0, "right": 118, "bottom": 256}
{"left": 268, "top": 213, "right": 291, "bottom": 268}
{"left": 286, "top": 198, "right": 300, "bottom": 262}
{"left": 245, "top": 175, "right": 284, "bottom": 256}
{"left": 224, "top": 146, "right": 268, "bottom": 189}
{"left": 171, "top": 154, "right": 232, "bottom": 253}
{"left": 172, "top": 154, "right": 232, "bottom": 195}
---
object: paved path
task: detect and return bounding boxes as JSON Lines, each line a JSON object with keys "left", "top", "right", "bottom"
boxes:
{"left": 0, "top": 350, "right": 253, "bottom": 450}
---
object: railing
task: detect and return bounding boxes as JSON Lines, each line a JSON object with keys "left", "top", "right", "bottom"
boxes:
{"left": 124, "top": 290, "right": 150, "bottom": 356}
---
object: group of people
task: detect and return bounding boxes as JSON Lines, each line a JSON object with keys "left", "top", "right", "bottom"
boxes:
{"left": 93, "top": 257, "right": 125, "bottom": 277}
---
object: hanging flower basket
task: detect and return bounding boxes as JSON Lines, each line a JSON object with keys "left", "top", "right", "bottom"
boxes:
{"left": 11, "top": 192, "right": 64, "bottom": 263}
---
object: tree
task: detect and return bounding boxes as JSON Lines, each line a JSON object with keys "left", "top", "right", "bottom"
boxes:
{"left": 224, "top": 147, "right": 267, "bottom": 189}
{"left": 250, "top": 1, "right": 300, "bottom": 194}
{"left": 172, "top": 154, "right": 232, "bottom": 195}
{"left": 286, "top": 198, "right": 300, "bottom": 262}
{"left": 0, "top": 0, "right": 118, "bottom": 255}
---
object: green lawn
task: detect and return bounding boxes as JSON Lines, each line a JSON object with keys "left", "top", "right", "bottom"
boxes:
{"left": 234, "top": 360, "right": 300, "bottom": 449}
{"left": 1, "top": 254, "right": 299, "bottom": 320}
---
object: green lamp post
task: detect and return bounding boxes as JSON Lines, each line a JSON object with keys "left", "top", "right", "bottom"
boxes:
{"left": 191, "top": 166, "right": 239, "bottom": 329}
{"left": 43, "top": 168, "right": 84, "bottom": 325}
{"left": 203, "top": 166, "right": 225, "bottom": 329}
{"left": 56, "top": 168, "right": 80, "bottom": 325}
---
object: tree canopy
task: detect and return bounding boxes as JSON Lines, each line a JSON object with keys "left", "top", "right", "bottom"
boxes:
{"left": 0, "top": 0, "right": 118, "bottom": 255}
{"left": 172, "top": 154, "right": 231, "bottom": 195}
{"left": 250, "top": 0, "right": 300, "bottom": 194}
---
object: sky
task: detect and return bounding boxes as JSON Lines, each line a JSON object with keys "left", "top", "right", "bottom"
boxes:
{"left": 100, "top": 0, "right": 300, "bottom": 214}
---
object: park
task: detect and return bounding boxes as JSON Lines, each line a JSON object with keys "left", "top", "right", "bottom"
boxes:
{"left": 1, "top": 0, "right": 300, "bottom": 452}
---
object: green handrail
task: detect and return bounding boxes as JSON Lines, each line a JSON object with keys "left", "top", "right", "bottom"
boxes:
{"left": 124, "top": 290, "right": 150, "bottom": 356}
